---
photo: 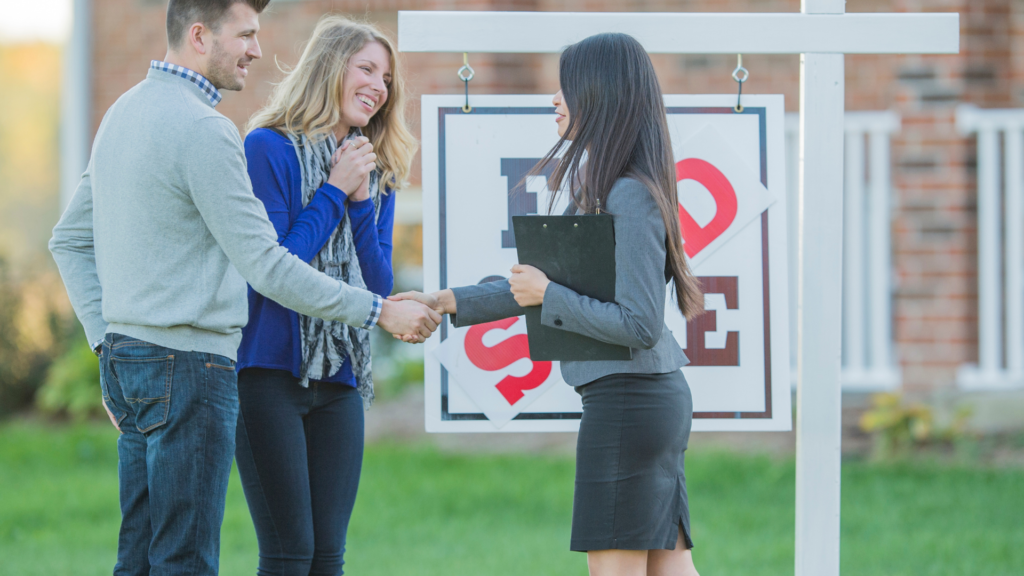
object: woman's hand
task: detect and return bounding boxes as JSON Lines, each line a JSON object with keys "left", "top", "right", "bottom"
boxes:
{"left": 349, "top": 173, "right": 371, "bottom": 202}
{"left": 388, "top": 290, "right": 455, "bottom": 343}
{"left": 509, "top": 264, "right": 550, "bottom": 307}
{"left": 327, "top": 136, "right": 376, "bottom": 195}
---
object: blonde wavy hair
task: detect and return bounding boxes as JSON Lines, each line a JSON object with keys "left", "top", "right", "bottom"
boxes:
{"left": 247, "top": 15, "right": 417, "bottom": 190}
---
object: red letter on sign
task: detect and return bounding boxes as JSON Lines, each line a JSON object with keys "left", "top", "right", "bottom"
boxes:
{"left": 684, "top": 276, "right": 740, "bottom": 366}
{"left": 464, "top": 318, "right": 553, "bottom": 405}
{"left": 676, "top": 158, "right": 738, "bottom": 259}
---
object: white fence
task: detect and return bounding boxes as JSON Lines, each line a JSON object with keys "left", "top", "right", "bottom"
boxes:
{"left": 785, "top": 111, "right": 902, "bottom": 391}
{"left": 955, "top": 105, "right": 1024, "bottom": 389}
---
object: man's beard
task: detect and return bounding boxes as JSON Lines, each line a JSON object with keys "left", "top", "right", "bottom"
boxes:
{"left": 205, "top": 40, "right": 245, "bottom": 91}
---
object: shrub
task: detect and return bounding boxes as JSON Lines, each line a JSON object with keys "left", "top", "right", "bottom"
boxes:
{"left": 0, "top": 258, "right": 77, "bottom": 416}
{"left": 35, "top": 335, "right": 102, "bottom": 420}
{"left": 860, "top": 392, "right": 975, "bottom": 460}
{"left": 860, "top": 392, "right": 933, "bottom": 459}
{"left": 0, "top": 250, "right": 82, "bottom": 417}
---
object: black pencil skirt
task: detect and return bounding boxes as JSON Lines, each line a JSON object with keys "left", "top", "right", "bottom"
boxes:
{"left": 570, "top": 370, "right": 694, "bottom": 552}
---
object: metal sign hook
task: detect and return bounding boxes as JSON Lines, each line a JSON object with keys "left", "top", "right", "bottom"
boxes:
{"left": 732, "top": 54, "right": 749, "bottom": 113}
{"left": 458, "top": 53, "right": 475, "bottom": 113}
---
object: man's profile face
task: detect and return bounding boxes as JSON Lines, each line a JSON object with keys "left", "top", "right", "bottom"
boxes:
{"left": 203, "top": 3, "right": 261, "bottom": 91}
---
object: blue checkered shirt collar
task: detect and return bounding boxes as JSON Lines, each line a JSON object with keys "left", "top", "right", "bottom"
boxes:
{"left": 149, "top": 60, "right": 222, "bottom": 107}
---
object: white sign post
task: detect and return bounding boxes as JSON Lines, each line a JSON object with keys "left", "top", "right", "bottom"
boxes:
{"left": 399, "top": 7, "right": 958, "bottom": 576}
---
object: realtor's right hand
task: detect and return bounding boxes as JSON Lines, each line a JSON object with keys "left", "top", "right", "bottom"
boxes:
{"left": 377, "top": 298, "right": 442, "bottom": 342}
{"left": 388, "top": 290, "right": 452, "bottom": 316}
{"left": 328, "top": 136, "right": 377, "bottom": 195}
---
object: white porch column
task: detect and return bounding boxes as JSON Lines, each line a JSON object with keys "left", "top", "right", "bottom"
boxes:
{"left": 1003, "top": 129, "right": 1024, "bottom": 376}
{"left": 843, "top": 129, "right": 866, "bottom": 376}
{"left": 867, "top": 127, "right": 894, "bottom": 375}
{"left": 59, "top": 0, "right": 92, "bottom": 210}
{"left": 795, "top": 2, "right": 845, "bottom": 576}
{"left": 954, "top": 106, "right": 1024, "bottom": 388}
{"left": 976, "top": 127, "right": 1002, "bottom": 378}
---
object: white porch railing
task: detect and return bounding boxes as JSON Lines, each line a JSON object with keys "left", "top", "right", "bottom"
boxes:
{"left": 955, "top": 105, "right": 1024, "bottom": 389}
{"left": 785, "top": 111, "right": 902, "bottom": 391}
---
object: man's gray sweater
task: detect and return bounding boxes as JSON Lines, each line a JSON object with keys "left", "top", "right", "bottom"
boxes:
{"left": 49, "top": 68, "right": 376, "bottom": 360}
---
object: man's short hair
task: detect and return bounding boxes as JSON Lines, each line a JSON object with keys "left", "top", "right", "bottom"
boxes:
{"left": 166, "top": 0, "right": 270, "bottom": 50}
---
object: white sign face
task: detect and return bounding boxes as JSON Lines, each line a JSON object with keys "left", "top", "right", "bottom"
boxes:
{"left": 422, "top": 94, "right": 792, "bottom": 433}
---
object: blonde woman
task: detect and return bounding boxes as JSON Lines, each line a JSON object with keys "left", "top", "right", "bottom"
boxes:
{"left": 234, "top": 15, "right": 416, "bottom": 575}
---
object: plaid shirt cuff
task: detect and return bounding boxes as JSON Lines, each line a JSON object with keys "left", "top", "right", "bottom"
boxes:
{"left": 90, "top": 338, "right": 104, "bottom": 357}
{"left": 362, "top": 294, "right": 383, "bottom": 330}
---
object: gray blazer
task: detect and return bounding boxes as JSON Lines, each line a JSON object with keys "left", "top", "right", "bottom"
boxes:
{"left": 450, "top": 177, "right": 689, "bottom": 387}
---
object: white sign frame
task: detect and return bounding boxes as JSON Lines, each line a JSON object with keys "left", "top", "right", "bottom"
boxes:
{"left": 422, "top": 94, "right": 792, "bottom": 433}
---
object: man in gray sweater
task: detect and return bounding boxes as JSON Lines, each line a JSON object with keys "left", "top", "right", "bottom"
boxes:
{"left": 48, "top": 0, "right": 437, "bottom": 573}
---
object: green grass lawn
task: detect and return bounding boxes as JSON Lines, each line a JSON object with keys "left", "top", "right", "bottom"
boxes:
{"left": 1, "top": 421, "right": 1021, "bottom": 576}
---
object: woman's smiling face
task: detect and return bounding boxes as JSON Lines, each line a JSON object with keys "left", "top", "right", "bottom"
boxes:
{"left": 553, "top": 89, "right": 570, "bottom": 138}
{"left": 340, "top": 41, "right": 391, "bottom": 129}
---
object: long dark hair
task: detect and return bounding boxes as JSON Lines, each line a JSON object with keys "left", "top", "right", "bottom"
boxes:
{"left": 535, "top": 32, "right": 704, "bottom": 319}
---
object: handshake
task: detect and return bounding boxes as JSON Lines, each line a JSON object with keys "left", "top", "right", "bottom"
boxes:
{"left": 376, "top": 289, "right": 457, "bottom": 344}
{"left": 376, "top": 265, "right": 548, "bottom": 343}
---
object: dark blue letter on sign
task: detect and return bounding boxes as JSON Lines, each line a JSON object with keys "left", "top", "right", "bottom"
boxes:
{"left": 500, "top": 158, "right": 555, "bottom": 248}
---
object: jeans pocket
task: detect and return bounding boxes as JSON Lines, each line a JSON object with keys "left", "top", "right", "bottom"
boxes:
{"left": 99, "top": 370, "right": 127, "bottom": 427}
{"left": 111, "top": 353, "right": 175, "bottom": 433}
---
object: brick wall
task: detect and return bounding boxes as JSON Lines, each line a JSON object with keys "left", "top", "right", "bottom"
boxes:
{"left": 90, "top": 0, "right": 997, "bottom": 394}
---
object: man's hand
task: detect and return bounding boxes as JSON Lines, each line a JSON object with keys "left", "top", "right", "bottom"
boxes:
{"left": 509, "top": 264, "right": 550, "bottom": 307}
{"left": 101, "top": 396, "right": 121, "bottom": 433}
{"left": 377, "top": 298, "right": 441, "bottom": 343}
{"left": 388, "top": 290, "right": 456, "bottom": 343}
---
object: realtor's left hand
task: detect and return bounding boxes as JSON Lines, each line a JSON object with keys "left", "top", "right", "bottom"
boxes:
{"left": 509, "top": 264, "right": 550, "bottom": 307}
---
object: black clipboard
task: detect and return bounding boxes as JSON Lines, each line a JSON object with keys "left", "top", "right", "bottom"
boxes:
{"left": 512, "top": 215, "right": 632, "bottom": 362}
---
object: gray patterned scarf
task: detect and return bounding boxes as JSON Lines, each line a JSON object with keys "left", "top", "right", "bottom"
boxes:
{"left": 288, "top": 128, "right": 382, "bottom": 408}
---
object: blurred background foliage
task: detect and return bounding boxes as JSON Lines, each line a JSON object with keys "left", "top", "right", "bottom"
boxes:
{"left": 0, "top": 254, "right": 82, "bottom": 418}
{"left": 860, "top": 392, "right": 976, "bottom": 461}
{"left": 0, "top": 44, "right": 63, "bottom": 269}
{"left": 0, "top": 42, "right": 97, "bottom": 419}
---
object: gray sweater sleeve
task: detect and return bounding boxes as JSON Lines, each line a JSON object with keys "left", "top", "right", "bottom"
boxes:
{"left": 186, "top": 117, "right": 374, "bottom": 327}
{"left": 450, "top": 279, "right": 524, "bottom": 327}
{"left": 539, "top": 179, "right": 668, "bottom": 350}
{"left": 49, "top": 158, "right": 108, "bottom": 347}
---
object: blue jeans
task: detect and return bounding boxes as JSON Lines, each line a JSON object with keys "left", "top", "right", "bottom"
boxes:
{"left": 99, "top": 333, "right": 238, "bottom": 576}
{"left": 234, "top": 368, "right": 364, "bottom": 576}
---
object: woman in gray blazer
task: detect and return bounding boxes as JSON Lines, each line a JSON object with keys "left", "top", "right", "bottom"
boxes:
{"left": 394, "top": 33, "right": 705, "bottom": 576}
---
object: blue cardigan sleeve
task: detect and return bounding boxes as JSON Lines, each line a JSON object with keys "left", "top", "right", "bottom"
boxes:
{"left": 348, "top": 186, "right": 396, "bottom": 297}
{"left": 244, "top": 129, "right": 349, "bottom": 263}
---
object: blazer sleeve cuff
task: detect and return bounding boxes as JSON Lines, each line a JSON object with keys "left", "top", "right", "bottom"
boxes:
{"left": 540, "top": 282, "right": 576, "bottom": 331}
{"left": 450, "top": 280, "right": 520, "bottom": 327}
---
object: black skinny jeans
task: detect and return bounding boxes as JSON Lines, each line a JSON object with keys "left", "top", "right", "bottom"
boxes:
{"left": 235, "top": 368, "right": 364, "bottom": 576}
